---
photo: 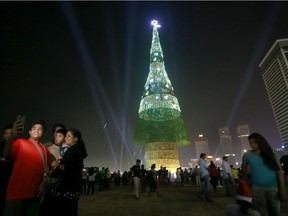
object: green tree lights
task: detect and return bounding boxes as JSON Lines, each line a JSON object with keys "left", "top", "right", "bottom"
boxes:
{"left": 133, "top": 21, "right": 190, "bottom": 148}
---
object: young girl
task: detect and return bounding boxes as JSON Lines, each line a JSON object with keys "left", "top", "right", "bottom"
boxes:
{"left": 242, "top": 133, "right": 286, "bottom": 216}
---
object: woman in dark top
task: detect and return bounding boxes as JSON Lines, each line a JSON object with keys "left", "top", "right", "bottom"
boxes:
{"left": 41, "top": 128, "right": 88, "bottom": 216}
{"left": 208, "top": 161, "right": 219, "bottom": 192}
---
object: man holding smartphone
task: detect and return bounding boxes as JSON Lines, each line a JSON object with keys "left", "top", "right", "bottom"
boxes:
{"left": 3, "top": 120, "right": 51, "bottom": 216}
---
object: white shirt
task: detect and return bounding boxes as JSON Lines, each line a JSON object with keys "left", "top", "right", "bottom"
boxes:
{"left": 199, "top": 158, "right": 209, "bottom": 177}
{"left": 222, "top": 160, "right": 232, "bottom": 179}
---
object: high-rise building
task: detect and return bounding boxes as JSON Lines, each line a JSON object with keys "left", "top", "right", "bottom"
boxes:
{"left": 133, "top": 20, "right": 190, "bottom": 172}
{"left": 195, "top": 134, "right": 209, "bottom": 159}
{"left": 259, "top": 39, "right": 288, "bottom": 153}
{"left": 218, "top": 127, "right": 235, "bottom": 165}
{"left": 237, "top": 125, "right": 250, "bottom": 155}
{"left": 218, "top": 127, "right": 233, "bottom": 155}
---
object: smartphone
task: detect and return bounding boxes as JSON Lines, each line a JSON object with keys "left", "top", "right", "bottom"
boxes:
{"left": 16, "top": 115, "right": 25, "bottom": 124}
{"left": 16, "top": 115, "right": 25, "bottom": 131}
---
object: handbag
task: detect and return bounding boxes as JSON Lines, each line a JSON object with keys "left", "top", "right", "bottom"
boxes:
{"left": 44, "top": 167, "right": 63, "bottom": 191}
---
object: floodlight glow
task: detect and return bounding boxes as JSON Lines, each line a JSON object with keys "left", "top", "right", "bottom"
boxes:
{"left": 151, "top": 20, "right": 161, "bottom": 28}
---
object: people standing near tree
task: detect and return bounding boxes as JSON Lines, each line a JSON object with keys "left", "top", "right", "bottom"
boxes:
{"left": 175, "top": 168, "right": 181, "bottom": 187}
{"left": 208, "top": 161, "right": 219, "bottom": 192}
{"left": 180, "top": 168, "right": 185, "bottom": 187}
{"left": 194, "top": 165, "right": 201, "bottom": 187}
{"left": 162, "top": 167, "right": 168, "bottom": 188}
{"left": 167, "top": 170, "right": 172, "bottom": 185}
{"left": 98, "top": 167, "right": 105, "bottom": 192}
{"left": 222, "top": 156, "right": 236, "bottom": 196}
{"left": 197, "top": 153, "right": 213, "bottom": 202}
{"left": 231, "top": 166, "right": 239, "bottom": 185}
{"left": 280, "top": 155, "right": 288, "bottom": 185}
{"left": 131, "top": 159, "right": 141, "bottom": 200}
{"left": 3, "top": 120, "right": 51, "bottom": 216}
{"left": 86, "top": 167, "right": 96, "bottom": 195}
{"left": 147, "top": 164, "right": 159, "bottom": 197}
{"left": 218, "top": 167, "right": 223, "bottom": 186}
{"left": 121, "top": 171, "right": 128, "bottom": 186}
{"left": 242, "top": 133, "right": 287, "bottom": 216}
{"left": 140, "top": 164, "right": 147, "bottom": 193}
{"left": 114, "top": 170, "right": 121, "bottom": 186}
{"left": 81, "top": 168, "right": 88, "bottom": 194}
{"left": 104, "top": 167, "right": 111, "bottom": 191}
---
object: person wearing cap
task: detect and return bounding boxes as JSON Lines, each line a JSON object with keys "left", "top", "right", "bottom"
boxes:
{"left": 3, "top": 120, "right": 52, "bottom": 216}
{"left": 130, "top": 159, "right": 142, "bottom": 200}
{"left": 225, "top": 177, "right": 260, "bottom": 216}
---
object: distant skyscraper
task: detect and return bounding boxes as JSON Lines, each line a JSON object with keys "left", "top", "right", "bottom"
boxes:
{"left": 218, "top": 127, "right": 235, "bottom": 165}
{"left": 259, "top": 38, "right": 288, "bottom": 153}
{"left": 237, "top": 125, "right": 250, "bottom": 155}
{"left": 218, "top": 127, "right": 233, "bottom": 155}
{"left": 195, "top": 134, "right": 209, "bottom": 159}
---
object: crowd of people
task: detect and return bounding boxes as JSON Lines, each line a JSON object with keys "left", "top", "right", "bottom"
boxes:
{"left": 79, "top": 147, "right": 287, "bottom": 216}
{"left": 0, "top": 118, "right": 287, "bottom": 216}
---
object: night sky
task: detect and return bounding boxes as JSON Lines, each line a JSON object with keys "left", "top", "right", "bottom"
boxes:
{"left": 1, "top": 1, "right": 288, "bottom": 171}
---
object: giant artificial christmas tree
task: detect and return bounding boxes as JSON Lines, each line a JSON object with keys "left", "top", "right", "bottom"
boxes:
{"left": 133, "top": 20, "right": 190, "bottom": 172}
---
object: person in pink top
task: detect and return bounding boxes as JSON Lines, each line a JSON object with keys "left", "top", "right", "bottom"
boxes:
{"left": 3, "top": 120, "right": 51, "bottom": 216}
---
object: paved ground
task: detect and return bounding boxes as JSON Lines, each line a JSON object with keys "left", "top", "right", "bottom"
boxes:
{"left": 78, "top": 184, "right": 288, "bottom": 216}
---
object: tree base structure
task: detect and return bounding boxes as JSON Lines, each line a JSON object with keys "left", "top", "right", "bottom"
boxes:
{"left": 144, "top": 142, "right": 180, "bottom": 173}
